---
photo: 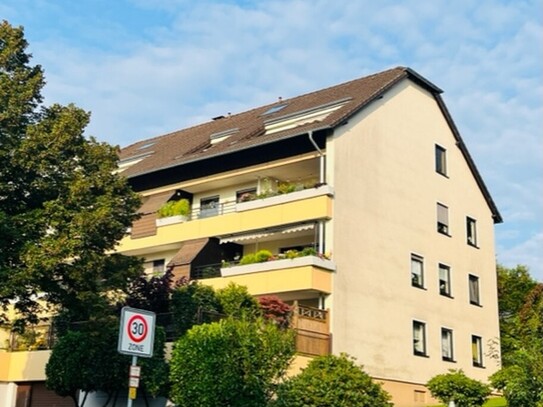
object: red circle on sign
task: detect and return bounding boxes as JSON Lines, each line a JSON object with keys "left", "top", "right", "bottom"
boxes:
{"left": 127, "top": 315, "right": 148, "bottom": 343}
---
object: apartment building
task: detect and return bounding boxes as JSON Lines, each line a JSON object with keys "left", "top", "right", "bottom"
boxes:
{"left": 116, "top": 66, "right": 502, "bottom": 406}
{"left": 0, "top": 67, "right": 502, "bottom": 407}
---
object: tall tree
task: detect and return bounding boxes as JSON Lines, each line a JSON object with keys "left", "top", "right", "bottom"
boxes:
{"left": 496, "top": 264, "right": 537, "bottom": 364}
{"left": 0, "top": 20, "right": 142, "bottom": 326}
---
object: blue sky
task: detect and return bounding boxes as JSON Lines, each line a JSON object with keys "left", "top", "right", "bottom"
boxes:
{"left": 2, "top": 0, "right": 542, "bottom": 280}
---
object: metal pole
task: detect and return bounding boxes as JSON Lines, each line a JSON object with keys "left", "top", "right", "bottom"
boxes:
{"left": 127, "top": 355, "right": 137, "bottom": 407}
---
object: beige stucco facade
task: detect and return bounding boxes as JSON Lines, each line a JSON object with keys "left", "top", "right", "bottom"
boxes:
{"left": 327, "top": 80, "right": 500, "bottom": 402}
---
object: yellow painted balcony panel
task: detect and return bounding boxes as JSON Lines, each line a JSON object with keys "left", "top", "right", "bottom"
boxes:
{"left": 201, "top": 256, "right": 335, "bottom": 297}
{"left": 0, "top": 350, "right": 50, "bottom": 381}
{"left": 117, "top": 192, "right": 332, "bottom": 255}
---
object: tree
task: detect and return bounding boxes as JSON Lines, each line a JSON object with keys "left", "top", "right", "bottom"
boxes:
{"left": 0, "top": 20, "right": 142, "bottom": 326}
{"left": 169, "top": 317, "right": 296, "bottom": 407}
{"left": 426, "top": 369, "right": 491, "bottom": 407}
{"left": 491, "top": 282, "right": 543, "bottom": 407}
{"left": 216, "top": 282, "right": 260, "bottom": 319}
{"left": 496, "top": 264, "right": 537, "bottom": 363}
{"left": 45, "top": 320, "right": 128, "bottom": 407}
{"left": 273, "top": 353, "right": 392, "bottom": 407}
{"left": 258, "top": 295, "right": 292, "bottom": 329}
{"left": 170, "top": 281, "right": 222, "bottom": 335}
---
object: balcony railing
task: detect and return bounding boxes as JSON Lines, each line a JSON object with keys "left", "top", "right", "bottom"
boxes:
{"left": 191, "top": 263, "right": 222, "bottom": 280}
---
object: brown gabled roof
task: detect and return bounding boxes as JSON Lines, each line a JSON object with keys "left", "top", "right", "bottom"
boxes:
{"left": 119, "top": 66, "right": 413, "bottom": 178}
{"left": 119, "top": 66, "right": 502, "bottom": 223}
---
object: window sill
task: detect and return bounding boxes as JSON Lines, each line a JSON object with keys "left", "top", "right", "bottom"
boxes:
{"left": 442, "top": 358, "right": 456, "bottom": 363}
{"left": 412, "top": 285, "right": 427, "bottom": 291}
{"left": 473, "top": 363, "right": 485, "bottom": 369}
{"left": 438, "top": 231, "right": 452, "bottom": 237}
{"left": 470, "top": 301, "right": 483, "bottom": 307}
{"left": 436, "top": 171, "right": 449, "bottom": 179}
{"left": 467, "top": 242, "right": 480, "bottom": 249}
{"left": 414, "top": 352, "right": 429, "bottom": 358}
{"left": 440, "top": 293, "right": 454, "bottom": 299}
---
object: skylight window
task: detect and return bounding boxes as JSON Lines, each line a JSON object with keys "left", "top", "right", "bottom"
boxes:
{"left": 137, "top": 142, "right": 156, "bottom": 150}
{"left": 263, "top": 104, "right": 288, "bottom": 115}
{"left": 210, "top": 128, "right": 240, "bottom": 144}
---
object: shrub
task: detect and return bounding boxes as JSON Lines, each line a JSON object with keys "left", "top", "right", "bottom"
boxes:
{"left": 301, "top": 247, "right": 317, "bottom": 257}
{"left": 239, "top": 253, "right": 257, "bottom": 265}
{"left": 157, "top": 199, "right": 190, "bottom": 218}
{"left": 259, "top": 296, "right": 292, "bottom": 329}
{"left": 426, "top": 369, "right": 491, "bottom": 407}
{"left": 217, "top": 282, "right": 261, "bottom": 319}
{"left": 273, "top": 353, "right": 392, "bottom": 407}
{"left": 255, "top": 249, "right": 273, "bottom": 263}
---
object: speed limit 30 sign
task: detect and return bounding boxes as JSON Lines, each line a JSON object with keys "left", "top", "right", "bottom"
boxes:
{"left": 118, "top": 307, "right": 156, "bottom": 358}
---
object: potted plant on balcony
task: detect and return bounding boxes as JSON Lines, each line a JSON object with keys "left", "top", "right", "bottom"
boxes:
{"left": 156, "top": 199, "right": 191, "bottom": 226}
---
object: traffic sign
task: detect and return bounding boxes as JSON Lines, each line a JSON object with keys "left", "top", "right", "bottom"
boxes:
{"left": 118, "top": 307, "right": 156, "bottom": 358}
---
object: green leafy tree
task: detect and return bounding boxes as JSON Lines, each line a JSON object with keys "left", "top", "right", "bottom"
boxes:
{"left": 0, "top": 20, "right": 142, "bottom": 327}
{"left": 46, "top": 320, "right": 128, "bottom": 407}
{"left": 496, "top": 264, "right": 537, "bottom": 363}
{"left": 216, "top": 282, "right": 260, "bottom": 319}
{"left": 426, "top": 369, "right": 490, "bottom": 407}
{"left": 273, "top": 353, "right": 392, "bottom": 407}
{"left": 491, "top": 283, "right": 543, "bottom": 407}
{"left": 169, "top": 317, "right": 296, "bottom": 407}
{"left": 170, "top": 281, "right": 222, "bottom": 335}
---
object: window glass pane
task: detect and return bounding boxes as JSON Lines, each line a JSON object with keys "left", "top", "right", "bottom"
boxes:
{"left": 472, "top": 335, "right": 483, "bottom": 366}
{"left": 467, "top": 217, "right": 477, "bottom": 246}
{"left": 413, "top": 321, "right": 426, "bottom": 356}
{"left": 441, "top": 328, "right": 454, "bottom": 361}
{"left": 439, "top": 264, "right": 451, "bottom": 296}
{"left": 435, "top": 145, "right": 447, "bottom": 175}
{"left": 411, "top": 255, "right": 424, "bottom": 288}
{"left": 469, "top": 275, "right": 480, "bottom": 305}
{"left": 200, "top": 196, "right": 219, "bottom": 218}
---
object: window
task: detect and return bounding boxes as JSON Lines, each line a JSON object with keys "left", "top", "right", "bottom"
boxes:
{"left": 153, "top": 259, "right": 165, "bottom": 274}
{"left": 236, "top": 188, "right": 257, "bottom": 203}
{"left": 437, "top": 203, "right": 449, "bottom": 235}
{"left": 200, "top": 196, "right": 219, "bottom": 218}
{"left": 435, "top": 145, "right": 447, "bottom": 176}
{"left": 441, "top": 328, "right": 454, "bottom": 361}
{"left": 469, "top": 274, "right": 481, "bottom": 305}
{"left": 413, "top": 321, "right": 427, "bottom": 356}
{"left": 467, "top": 217, "right": 477, "bottom": 246}
{"left": 411, "top": 254, "right": 424, "bottom": 288}
{"left": 439, "top": 264, "right": 452, "bottom": 297}
{"left": 472, "top": 335, "right": 484, "bottom": 367}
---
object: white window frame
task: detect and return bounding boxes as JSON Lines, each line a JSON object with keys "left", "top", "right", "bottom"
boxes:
{"left": 435, "top": 144, "right": 447, "bottom": 176}
{"left": 437, "top": 203, "right": 450, "bottom": 235}
{"left": 471, "top": 335, "right": 484, "bottom": 367}
{"left": 467, "top": 217, "right": 477, "bottom": 247}
{"left": 469, "top": 274, "right": 481, "bottom": 305}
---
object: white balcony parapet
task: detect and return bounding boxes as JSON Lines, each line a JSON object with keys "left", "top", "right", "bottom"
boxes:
{"left": 236, "top": 184, "right": 334, "bottom": 212}
{"left": 156, "top": 215, "right": 188, "bottom": 227}
{"left": 221, "top": 255, "right": 336, "bottom": 277}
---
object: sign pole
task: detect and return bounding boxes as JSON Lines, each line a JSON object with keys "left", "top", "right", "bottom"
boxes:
{"left": 127, "top": 355, "right": 137, "bottom": 407}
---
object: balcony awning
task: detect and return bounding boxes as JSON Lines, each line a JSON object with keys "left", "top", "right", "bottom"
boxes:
{"left": 281, "top": 224, "right": 315, "bottom": 234}
{"left": 167, "top": 238, "right": 210, "bottom": 267}
{"left": 138, "top": 191, "right": 175, "bottom": 214}
{"left": 220, "top": 223, "right": 315, "bottom": 244}
{"left": 220, "top": 232, "right": 276, "bottom": 244}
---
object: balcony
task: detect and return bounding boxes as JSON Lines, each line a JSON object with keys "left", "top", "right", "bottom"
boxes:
{"left": 118, "top": 184, "right": 333, "bottom": 255}
{"left": 200, "top": 255, "right": 334, "bottom": 299}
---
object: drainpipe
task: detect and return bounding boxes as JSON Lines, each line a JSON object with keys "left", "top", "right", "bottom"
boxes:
{"left": 308, "top": 131, "right": 325, "bottom": 255}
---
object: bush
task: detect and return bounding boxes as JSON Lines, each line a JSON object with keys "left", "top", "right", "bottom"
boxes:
{"left": 157, "top": 199, "right": 190, "bottom": 218}
{"left": 239, "top": 253, "right": 256, "bottom": 265}
{"left": 273, "top": 353, "right": 392, "bottom": 407}
{"left": 255, "top": 249, "right": 273, "bottom": 262}
{"left": 259, "top": 296, "right": 292, "bottom": 329}
{"left": 426, "top": 369, "right": 491, "bottom": 407}
{"left": 216, "top": 282, "right": 261, "bottom": 319}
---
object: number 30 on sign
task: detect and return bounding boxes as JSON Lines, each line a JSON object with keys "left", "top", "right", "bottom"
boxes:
{"left": 118, "top": 307, "right": 156, "bottom": 358}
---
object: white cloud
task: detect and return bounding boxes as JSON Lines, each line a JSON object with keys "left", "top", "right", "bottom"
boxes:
{"left": 4, "top": 0, "right": 542, "bottom": 276}
{"left": 498, "top": 233, "right": 543, "bottom": 282}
